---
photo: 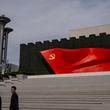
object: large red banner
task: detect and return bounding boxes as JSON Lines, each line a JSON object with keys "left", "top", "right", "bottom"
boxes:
{"left": 40, "top": 48, "right": 110, "bottom": 74}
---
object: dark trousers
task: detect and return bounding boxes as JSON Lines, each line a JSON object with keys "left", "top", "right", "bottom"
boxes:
{"left": 0, "top": 96, "right": 1, "bottom": 110}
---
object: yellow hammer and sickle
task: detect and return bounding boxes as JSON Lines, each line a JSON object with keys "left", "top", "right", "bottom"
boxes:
{"left": 49, "top": 53, "right": 55, "bottom": 60}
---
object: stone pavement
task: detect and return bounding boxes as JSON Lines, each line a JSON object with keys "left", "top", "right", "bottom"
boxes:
{"left": 0, "top": 72, "right": 110, "bottom": 110}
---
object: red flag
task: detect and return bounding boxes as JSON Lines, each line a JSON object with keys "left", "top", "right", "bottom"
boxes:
{"left": 40, "top": 48, "right": 110, "bottom": 74}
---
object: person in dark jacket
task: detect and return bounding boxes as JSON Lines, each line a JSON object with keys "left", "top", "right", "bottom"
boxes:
{"left": 0, "top": 96, "right": 1, "bottom": 110}
{"left": 10, "top": 86, "right": 19, "bottom": 110}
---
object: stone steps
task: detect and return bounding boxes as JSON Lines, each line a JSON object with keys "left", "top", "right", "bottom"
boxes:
{"left": 1, "top": 73, "right": 110, "bottom": 110}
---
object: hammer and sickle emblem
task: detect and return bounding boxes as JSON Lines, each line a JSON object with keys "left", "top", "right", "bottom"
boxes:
{"left": 49, "top": 53, "right": 55, "bottom": 60}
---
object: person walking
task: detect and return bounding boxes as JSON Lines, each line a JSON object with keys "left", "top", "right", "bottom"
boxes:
{"left": 9, "top": 86, "right": 19, "bottom": 110}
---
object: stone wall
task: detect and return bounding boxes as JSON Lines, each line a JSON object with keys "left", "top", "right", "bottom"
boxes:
{"left": 19, "top": 33, "right": 110, "bottom": 75}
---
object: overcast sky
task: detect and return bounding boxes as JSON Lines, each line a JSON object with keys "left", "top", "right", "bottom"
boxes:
{"left": 0, "top": 0, "right": 110, "bottom": 65}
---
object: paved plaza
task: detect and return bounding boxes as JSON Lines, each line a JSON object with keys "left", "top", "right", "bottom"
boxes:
{"left": 1, "top": 72, "right": 110, "bottom": 110}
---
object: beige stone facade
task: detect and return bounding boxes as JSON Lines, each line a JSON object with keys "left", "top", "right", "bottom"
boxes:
{"left": 69, "top": 24, "right": 110, "bottom": 38}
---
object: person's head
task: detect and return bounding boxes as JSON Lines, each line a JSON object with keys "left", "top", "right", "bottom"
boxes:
{"left": 11, "top": 86, "right": 17, "bottom": 94}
